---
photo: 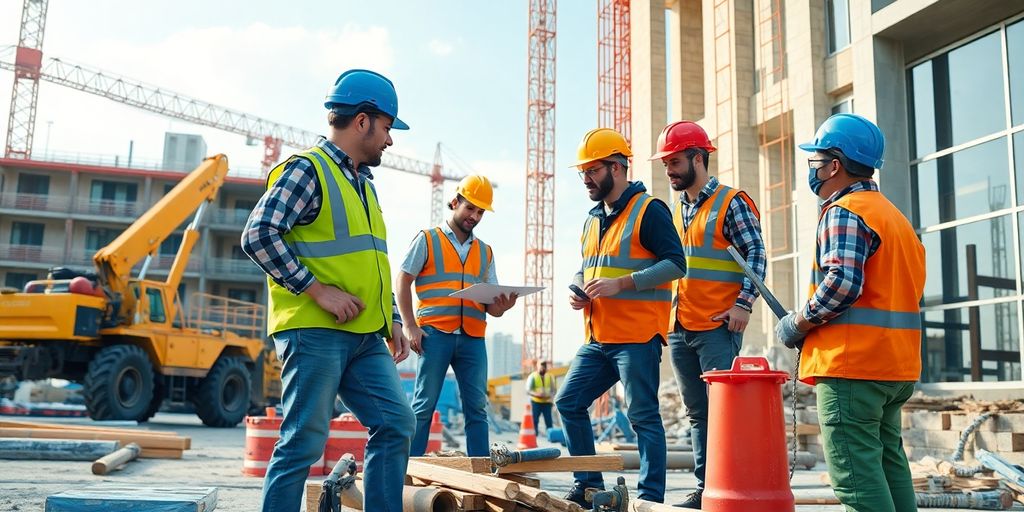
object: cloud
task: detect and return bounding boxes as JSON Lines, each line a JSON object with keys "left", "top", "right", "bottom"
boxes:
{"left": 428, "top": 39, "right": 454, "bottom": 57}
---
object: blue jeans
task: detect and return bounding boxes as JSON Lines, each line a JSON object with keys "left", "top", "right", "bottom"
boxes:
{"left": 531, "top": 401, "right": 554, "bottom": 432}
{"left": 410, "top": 326, "right": 489, "bottom": 456}
{"left": 261, "top": 328, "right": 415, "bottom": 512}
{"left": 668, "top": 323, "right": 741, "bottom": 490}
{"left": 555, "top": 339, "right": 666, "bottom": 502}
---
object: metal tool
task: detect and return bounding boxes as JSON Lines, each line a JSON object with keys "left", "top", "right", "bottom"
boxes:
{"left": 588, "top": 476, "right": 629, "bottom": 511}
{"left": 726, "top": 245, "right": 787, "bottom": 319}
{"left": 319, "top": 453, "right": 357, "bottom": 512}
{"left": 489, "top": 443, "right": 561, "bottom": 473}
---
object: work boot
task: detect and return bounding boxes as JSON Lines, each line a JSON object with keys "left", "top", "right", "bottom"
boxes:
{"left": 563, "top": 482, "right": 594, "bottom": 508}
{"left": 673, "top": 489, "right": 702, "bottom": 509}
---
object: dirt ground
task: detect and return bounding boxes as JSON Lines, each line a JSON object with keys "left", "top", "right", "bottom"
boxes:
{"left": 0, "top": 413, "right": 1010, "bottom": 511}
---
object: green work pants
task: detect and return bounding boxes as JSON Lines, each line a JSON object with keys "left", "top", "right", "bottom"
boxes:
{"left": 816, "top": 377, "right": 917, "bottom": 512}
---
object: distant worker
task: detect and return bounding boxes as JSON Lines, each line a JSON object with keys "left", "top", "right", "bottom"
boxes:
{"left": 525, "top": 360, "right": 556, "bottom": 434}
{"left": 396, "top": 175, "right": 518, "bottom": 457}
{"left": 776, "top": 113, "right": 925, "bottom": 512}
{"left": 241, "top": 69, "right": 415, "bottom": 512}
{"left": 556, "top": 128, "right": 686, "bottom": 507}
{"left": 650, "top": 121, "right": 766, "bottom": 509}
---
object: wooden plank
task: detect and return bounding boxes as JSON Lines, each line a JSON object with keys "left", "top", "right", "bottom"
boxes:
{"left": 92, "top": 442, "right": 141, "bottom": 475}
{"left": 0, "top": 427, "right": 189, "bottom": 450}
{"left": 436, "top": 487, "right": 485, "bottom": 511}
{"left": 497, "top": 473, "right": 540, "bottom": 488}
{"left": 407, "top": 461, "right": 520, "bottom": 501}
{"left": 45, "top": 485, "right": 216, "bottom": 512}
{"left": 631, "top": 499, "right": 679, "bottom": 511}
{"left": 139, "top": 447, "right": 183, "bottom": 459}
{"left": 0, "top": 419, "right": 176, "bottom": 436}
{"left": 0, "top": 437, "right": 119, "bottom": 461}
{"left": 414, "top": 455, "right": 623, "bottom": 474}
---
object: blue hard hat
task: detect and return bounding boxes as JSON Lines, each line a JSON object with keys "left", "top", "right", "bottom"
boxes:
{"left": 798, "top": 113, "right": 885, "bottom": 170}
{"left": 324, "top": 69, "right": 409, "bottom": 130}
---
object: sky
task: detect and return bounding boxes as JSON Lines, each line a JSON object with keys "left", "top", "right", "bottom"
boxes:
{"left": 0, "top": 1, "right": 616, "bottom": 364}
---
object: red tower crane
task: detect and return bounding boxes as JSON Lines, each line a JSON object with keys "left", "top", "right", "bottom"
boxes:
{"left": 523, "top": 0, "right": 556, "bottom": 369}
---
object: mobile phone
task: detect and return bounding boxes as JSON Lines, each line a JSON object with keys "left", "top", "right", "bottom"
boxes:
{"left": 569, "top": 284, "right": 590, "bottom": 301}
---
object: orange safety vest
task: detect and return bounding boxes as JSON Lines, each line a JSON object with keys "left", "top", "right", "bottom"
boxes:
{"left": 414, "top": 227, "right": 493, "bottom": 338}
{"left": 799, "top": 189, "right": 926, "bottom": 384}
{"left": 672, "top": 184, "right": 760, "bottom": 331}
{"left": 582, "top": 192, "right": 673, "bottom": 344}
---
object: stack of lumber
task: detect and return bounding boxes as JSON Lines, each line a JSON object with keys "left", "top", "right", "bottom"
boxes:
{"left": 305, "top": 454, "right": 680, "bottom": 511}
{"left": 0, "top": 419, "right": 190, "bottom": 459}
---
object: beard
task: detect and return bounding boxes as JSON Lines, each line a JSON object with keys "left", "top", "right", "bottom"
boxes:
{"left": 362, "top": 123, "right": 384, "bottom": 167}
{"left": 668, "top": 159, "right": 697, "bottom": 191}
{"left": 587, "top": 170, "right": 616, "bottom": 201}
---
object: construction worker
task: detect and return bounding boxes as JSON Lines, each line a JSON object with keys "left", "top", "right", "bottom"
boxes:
{"left": 525, "top": 360, "right": 556, "bottom": 434}
{"left": 241, "top": 69, "right": 415, "bottom": 512}
{"left": 396, "top": 175, "right": 518, "bottom": 457}
{"left": 777, "top": 113, "right": 925, "bottom": 512}
{"left": 650, "top": 121, "right": 766, "bottom": 509}
{"left": 556, "top": 128, "right": 686, "bottom": 507}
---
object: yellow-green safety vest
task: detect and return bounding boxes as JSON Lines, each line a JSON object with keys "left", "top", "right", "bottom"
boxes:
{"left": 265, "top": 146, "right": 392, "bottom": 337}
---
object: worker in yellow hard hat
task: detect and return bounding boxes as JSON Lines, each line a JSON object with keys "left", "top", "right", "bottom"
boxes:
{"left": 395, "top": 174, "right": 519, "bottom": 457}
{"left": 556, "top": 128, "right": 686, "bottom": 507}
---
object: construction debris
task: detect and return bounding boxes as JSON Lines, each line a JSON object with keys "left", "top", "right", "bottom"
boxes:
{"left": 45, "top": 485, "right": 217, "bottom": 512}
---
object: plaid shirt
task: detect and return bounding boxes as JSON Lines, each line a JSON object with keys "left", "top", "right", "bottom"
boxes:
{"left": 802, "top": 179, "right": 882, "bottom": 325}
{"left": 680, "top": 176, "right": 767, "bottom": 310}
{"left": 240, "top": 137, "right": 401, "bottom": 325}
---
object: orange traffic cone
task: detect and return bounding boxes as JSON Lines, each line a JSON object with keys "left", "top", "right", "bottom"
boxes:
{"left": 426, "top": 411, "right": 443, "bottom": 453}
{"left": 517, "top": 404, "right": 538, "bottom": 449}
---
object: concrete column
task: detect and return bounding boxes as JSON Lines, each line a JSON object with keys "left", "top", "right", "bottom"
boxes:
{"left": 669, "top": 0, "right": 706, "bottom": 122}
{"left": 631, "top": 0, "right": 668, "bottom": 201}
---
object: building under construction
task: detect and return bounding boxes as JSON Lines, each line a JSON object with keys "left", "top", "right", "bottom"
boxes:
{"left": 620, "top": 0, "right": 1024, "bottom": 393}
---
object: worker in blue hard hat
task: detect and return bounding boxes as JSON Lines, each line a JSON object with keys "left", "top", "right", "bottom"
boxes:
{"left": 776, "top": 113, "right": 925, "bottom": 512}
{"left": 242, "top": 69, "right": 415, "bottom": 512}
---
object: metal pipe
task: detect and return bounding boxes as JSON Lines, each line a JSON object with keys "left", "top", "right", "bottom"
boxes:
{"left": 339, "top": 481, "right": 458, "bottom": 512}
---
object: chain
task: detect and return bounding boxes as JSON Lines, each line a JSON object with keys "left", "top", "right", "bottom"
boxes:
{"left": 789, "top": 347, "right": 801, "bottom": 481}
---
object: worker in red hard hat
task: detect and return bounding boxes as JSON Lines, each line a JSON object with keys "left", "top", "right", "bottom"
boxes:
{"left": 650, "top": 120, "right": 766, "bottom": 509}
{"left": 242, "top": 69, "right": 414, "bottom": 512}
{"left": 396, "top": 174, "right": 518, "bottom": 458}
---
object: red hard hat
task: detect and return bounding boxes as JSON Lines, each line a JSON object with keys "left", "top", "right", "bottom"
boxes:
{"left": 649, "top": 121, "right": 717, "bottom": 160}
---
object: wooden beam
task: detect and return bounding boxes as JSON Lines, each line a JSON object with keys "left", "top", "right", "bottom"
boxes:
{"left": 413, "top": 455, "right": 623, "bottom": 474}
{"left": 92, "top": 442, "right": 141, "bottom": 475}
{"left": 407, "top": 461, "right": 523, "bottom": 503}
{"left": 497, "top": 473, "right": 540, "bottom": 488}
{"left": 139, "top": 447, "right": 183, "bottom": 459}
{"left": 414, "top": 456, "right": 492, "bottom": 473}
{"left": 0, "top": 427, "right": 188, "bottom": 450}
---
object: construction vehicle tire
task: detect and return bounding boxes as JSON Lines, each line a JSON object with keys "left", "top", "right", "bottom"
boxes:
{"left": 83, "top": 344, "right": 155, "bottom": 421}
{"left": 139, "top": 377, "right": 165, "bottom": 423}
{"left": 194, "top": 356, "right": 251, "bottom": 427}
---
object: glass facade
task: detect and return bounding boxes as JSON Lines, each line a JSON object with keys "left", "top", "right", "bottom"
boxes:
{"left": 909, "top": 19, "right": 1024, "bottom": 383}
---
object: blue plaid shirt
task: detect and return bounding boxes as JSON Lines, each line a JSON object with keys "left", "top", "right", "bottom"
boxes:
{"left": 802, "top": 179, "right": 882, "bottom": 325}
{"left": 680, "top": 176, "right": 767, "bottom": 310}
{"left": 240, "top": 137, "right": 402, "bottom": 325}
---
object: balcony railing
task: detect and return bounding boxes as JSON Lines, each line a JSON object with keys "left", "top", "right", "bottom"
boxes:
{"left": 0, "top": 193, "right": 72, "bottom": 214}
{"left": 24, "top": 150, "right": 265, "bottom": 179}
{"left": 73, "top": 197, "right": 143, "bottom": 218}
{"left": 210, "top": 208, "right": 252, "bottom": 227}
{"left": 0, "top": 244, "right": 64, "bottom": 264}
{"left": 206, "top": 257, "right": 262, "bottom": 276}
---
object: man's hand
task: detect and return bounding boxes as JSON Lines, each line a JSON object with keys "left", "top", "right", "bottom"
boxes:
{"left": 568, "top": 293, "right": 590, "bottom": 310}
{"left": 387, "top": 322, "right": 411, "bottom": 364}
{"left": 712, "top": 305, "right": 751, "bottom": 333}
{"left": 403, "top": 323, "right": 427, "bottom": 355}
{"left": 305, "top": 281, "right": 365, "bottom": 324}
{"left": 775, "top": 311, "right": 807, "bottom": 349}
{"left": 488, "top": 293, "right": 519, "bottom": 317}
{"left": 583, "top": 277, "right": 625, "bottom": 299}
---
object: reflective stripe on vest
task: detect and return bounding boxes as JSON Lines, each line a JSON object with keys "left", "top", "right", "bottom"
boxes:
{"left": 266, "top": 146, "right": 392, "bottom": 337}
{"left": 672, "top": 184, "right": 758, "bottom": 331}
{"left": 530, "top": 373, "right": 554, "bottom": 403}
{"left": 414, "top": 227, "right": 491, "bottom": 337}
{"left": 582, "top": 192, "right": 672, "bottom": 344}
{"left": 800, "top": 189, "right": 926, "bottom": 384}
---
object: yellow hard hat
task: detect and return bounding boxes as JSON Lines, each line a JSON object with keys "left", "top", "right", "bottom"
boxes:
{"left": 455, "top": 175, "right": 494, "bottom": 212}
{"left": 571, "top": 128, "right": 632, "bottom": 168}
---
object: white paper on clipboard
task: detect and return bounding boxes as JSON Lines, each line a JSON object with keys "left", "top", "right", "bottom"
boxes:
{"left": 447, "top": 283, "right": 545, "bottom": 304}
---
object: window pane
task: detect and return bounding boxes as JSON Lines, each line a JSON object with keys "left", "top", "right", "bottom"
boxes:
{"left": 10, "top": 222, "right": 44, "bottom": 246}
{"left": 1009, "top": 19, "right": 1024, "bottom": 126}
{"left": 909, "top": 62, "right": 936, "bottom": 158}
{"left": 946, "top": 31, "right": 1006, "bottom": 147}
{"left": 826, "top": 0, "right": 850, "bottom": 53}
{"left": 831, "top": 99, "right": 852, "bottom": 115}
{"left": 914, "top": 137, "right": 1010, "bottom": 227}
{"left": 17, "top": 174, "right": 49, "bottom": 195}
{"left": 922, "top": 304, "right": 1021, "bottom": 383}
{"left": 1016, "top": 131, "right": 1024, "bottom": 206}
{"left": 160, "top": 234, "right": 182, "bottom": 256}
{"left": 922, "top": 214, "right": 1017, "bottom": 306}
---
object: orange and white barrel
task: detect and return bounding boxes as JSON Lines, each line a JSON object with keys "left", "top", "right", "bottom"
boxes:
{"left": 243, "top": 414, "right": 325, "bottom": 477}
{"left": 324, "top": 413, "right": 369, "bottom": 472}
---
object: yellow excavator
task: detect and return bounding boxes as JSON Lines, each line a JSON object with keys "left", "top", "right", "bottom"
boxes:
{"left": 0, "top": 154, "right": 280, "bottom": 427}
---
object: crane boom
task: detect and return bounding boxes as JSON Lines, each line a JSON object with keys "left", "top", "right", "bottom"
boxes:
{"left": 0, "top": 54, "right": 463, "bottom": 181}
{"left": 93, "top": 154, "right": 229, "bottom": 296}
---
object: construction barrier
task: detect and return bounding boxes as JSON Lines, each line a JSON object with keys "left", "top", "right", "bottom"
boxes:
{"left": 324, "top": 413, "right": 369, "bottom": 472}
{"left": 426, "top": 411, "right": 443, "bottom": 454}
{"left": 517, "top": 404, "right": 537, "bottom": 449}
{"left": 243, "top": 412, "right": 325, "bottom": 477}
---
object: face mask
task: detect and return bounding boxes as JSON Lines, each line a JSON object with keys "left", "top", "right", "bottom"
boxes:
{"left": 808, "top": 166, "right": 829, "bottom": 195}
